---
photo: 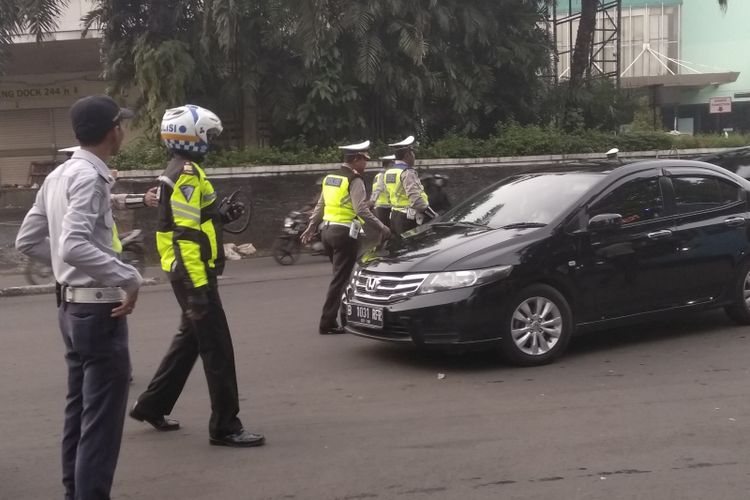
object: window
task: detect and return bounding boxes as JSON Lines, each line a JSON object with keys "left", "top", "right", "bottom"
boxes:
{"left": 443, "top": 173, "right": 601, "bottom": 229}
{"left": 671, "top": 176, "right": 742, "bottom": 213}
{"left": 590, "top": 178, "right": 664, "bottom": 225}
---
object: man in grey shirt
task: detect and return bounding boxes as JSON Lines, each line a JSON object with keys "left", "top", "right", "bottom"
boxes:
{"left": 16, "top": 95, "right": 141, "bottom": 500}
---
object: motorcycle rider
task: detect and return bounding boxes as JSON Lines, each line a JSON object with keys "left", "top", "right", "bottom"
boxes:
{"left": 130, "top": 104, "right": 265, "bottom": 448}
{"left": 370, "top": 155, "right": 394, "bottom": 225}
{"left": 384, "top": 136, "right": 437, "bottom": 235}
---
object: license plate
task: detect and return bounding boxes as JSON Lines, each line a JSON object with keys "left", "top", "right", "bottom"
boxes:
{"left": 346, "top": 303, "right": 384, "bottom": 329}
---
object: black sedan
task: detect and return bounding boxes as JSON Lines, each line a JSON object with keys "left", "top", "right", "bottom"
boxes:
{"left": 343, "top": 160, "right": 750, "bottom": 365}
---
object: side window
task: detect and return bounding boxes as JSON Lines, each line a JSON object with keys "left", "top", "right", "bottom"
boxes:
{"left": 590, "top": 177, "right": 664, "bottom": 225}
{"left": 671, "top": 176, "right": 741, "bottom": 214}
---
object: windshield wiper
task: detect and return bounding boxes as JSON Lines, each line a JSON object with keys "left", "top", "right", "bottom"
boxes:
{"left": 500, "top": 222, "right": 547, "bottom": 229}
{"left": 431, "top": 221, "right": 489, "bottom": 229}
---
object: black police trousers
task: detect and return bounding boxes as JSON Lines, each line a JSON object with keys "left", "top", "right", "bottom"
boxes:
{"left": 390, "top": 210, "right": 418, "bottom": 235}
{"left": 319, "top": 225, "right": 358, "bottom": 332}
{"left": 135, "top": 278, "right": 243, "bottom": 438}
{"left": 58, "top": 300, "right": 130, "bottom": 500}
{"left": 374, "top": 206, "right": 391, "bottom": 226}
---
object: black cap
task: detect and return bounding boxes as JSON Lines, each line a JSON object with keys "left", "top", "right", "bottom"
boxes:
{"left": 70, "top": 95, "right": 134, "bottom": 144}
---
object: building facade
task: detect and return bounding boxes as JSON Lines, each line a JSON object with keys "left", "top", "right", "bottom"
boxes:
{"left": 0, "top": 1, "right": 114, "bottom": 186}
{"left": 555, "top": 0, "right": 750, "bottom": 135}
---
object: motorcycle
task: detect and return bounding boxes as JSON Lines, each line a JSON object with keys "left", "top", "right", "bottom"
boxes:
{"left": 23, "top": 229, "right": 146, "bottom": 285}
{"left": 272, "top": 210, "right": 325, "bottom": 265}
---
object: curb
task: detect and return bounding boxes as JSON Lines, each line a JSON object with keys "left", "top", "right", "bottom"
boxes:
{"left": 0, "top": 277, "right": 163, "bottom": 298}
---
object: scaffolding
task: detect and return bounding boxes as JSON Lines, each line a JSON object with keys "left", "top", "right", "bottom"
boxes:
{"left": 549, "top": 0, "right": 622, "bottom": 86}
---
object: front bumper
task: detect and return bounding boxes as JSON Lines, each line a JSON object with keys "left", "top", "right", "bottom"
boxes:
{"left": 343, "top": 281, "right": 513, "bottom": 346}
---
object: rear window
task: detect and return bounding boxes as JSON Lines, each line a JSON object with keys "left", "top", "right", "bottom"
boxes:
{"left": 671, "top": 176, "right": 742, "bottom": 213}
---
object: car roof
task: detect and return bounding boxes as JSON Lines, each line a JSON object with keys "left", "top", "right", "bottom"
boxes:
{"left": 530, "top": 157, "right": 749, "bottom": 183}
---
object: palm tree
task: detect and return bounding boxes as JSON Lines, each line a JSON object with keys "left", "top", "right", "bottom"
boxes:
{"left": 0, "top": 0, "right": 67, "bottom": 69}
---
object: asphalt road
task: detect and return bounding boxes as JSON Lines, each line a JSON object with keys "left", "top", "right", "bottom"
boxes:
{"left": 2, "top": 257, "right": 750, "bottom": 500}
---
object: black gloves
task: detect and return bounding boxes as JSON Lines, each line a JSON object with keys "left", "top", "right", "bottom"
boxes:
{"left": 219, "top": 197, "right": 245, "bottom": 223}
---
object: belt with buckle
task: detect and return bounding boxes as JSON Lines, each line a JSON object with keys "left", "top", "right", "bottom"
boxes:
{"left": 63, "top": 286, "right": 126, "bottom": 304}
{"left": 321, "top": 221, "right": 352, "bottom": 229}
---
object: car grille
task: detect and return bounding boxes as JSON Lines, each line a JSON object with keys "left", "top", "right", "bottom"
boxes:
{"left": 352, "top": 271, "right": 429, "bottom": 304}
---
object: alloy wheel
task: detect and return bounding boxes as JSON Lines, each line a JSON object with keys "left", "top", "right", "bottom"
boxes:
{"left": 510, "top": 296, "right": 563, "bottom": 356}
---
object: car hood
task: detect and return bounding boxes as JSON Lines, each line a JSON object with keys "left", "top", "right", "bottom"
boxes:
{"left": 360, "top": 223, "right": 546, "bottom": 273}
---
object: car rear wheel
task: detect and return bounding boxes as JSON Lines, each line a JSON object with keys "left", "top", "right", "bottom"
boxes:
{"left": 725, "top": 260, "right": 750, "bottom": 325}
{"left": 499, "top": 284, "right": 573, "bottom": 366}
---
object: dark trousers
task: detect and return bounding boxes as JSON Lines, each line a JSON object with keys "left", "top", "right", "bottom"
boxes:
{"left": 58, "top": 302, "right": 130, "bottom": 500}
{"left": 390, "top": 210, "right": 418, "bottom": 235}
{"left": 136, "top": 279, "right": 243, "bottom": 438}
{"left": 319, "top": 225, "right": 358, "bottom": 331}
{"left": 374, "top": 206, "right": 391, "bottom": 226}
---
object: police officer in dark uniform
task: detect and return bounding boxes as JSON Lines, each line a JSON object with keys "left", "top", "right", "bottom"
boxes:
{"left": 384, "top": 136, "right": 437, "bottom": 235}
{"left": 129, "top": 104, "right": 265, "bottom": 448}
{"left": 301, "top": 141, "right": 391, "bottom": 335}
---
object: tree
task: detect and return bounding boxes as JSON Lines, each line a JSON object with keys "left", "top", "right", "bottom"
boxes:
{"left": 0, "top": 0, "right": 68, "bottom": 69}
{"left": 88, "top": 0, "right": 550, "bottom": 145}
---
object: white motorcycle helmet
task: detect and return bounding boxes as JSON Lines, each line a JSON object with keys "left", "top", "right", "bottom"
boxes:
{"left": 160, "top": 104, "right": 223, "bottom": 155}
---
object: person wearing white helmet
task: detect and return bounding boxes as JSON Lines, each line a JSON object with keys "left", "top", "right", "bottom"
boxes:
{"left": 384, "top": 136, "right": 437, "bottom": 235}
{"left": 129, "top": 104, "right": 265, "bottom": 448}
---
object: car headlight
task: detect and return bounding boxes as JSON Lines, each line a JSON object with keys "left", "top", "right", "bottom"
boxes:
{"left": 418, "top": 265, "right": 513, "bottom": 294}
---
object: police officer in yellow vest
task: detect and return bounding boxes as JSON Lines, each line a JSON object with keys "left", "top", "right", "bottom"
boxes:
{"left": 370, "top": 154, "right": 394, "bottom": 225}
{"left": 130, "top": 104, "right": 265, "bottom": 448}
{"left": 302, "top": 141, "right": 391, "bottom": 335}
{"left": 385, "top": 135, "right": 437, "bottom": 235}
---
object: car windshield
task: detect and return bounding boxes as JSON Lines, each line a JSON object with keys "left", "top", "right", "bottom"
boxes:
{"left": 439, "top": 173, "right": 602, "bottom": 229}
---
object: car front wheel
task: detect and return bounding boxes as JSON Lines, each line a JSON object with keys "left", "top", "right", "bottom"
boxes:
{"left": 499, "top": 284, "right": 573, "bottom": 366}
{"left": 725, "top": 260, "right": 750, "bottom": 325}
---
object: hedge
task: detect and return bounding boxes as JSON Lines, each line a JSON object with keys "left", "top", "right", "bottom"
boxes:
{"left": 111, "top": 125, "right": 750, "bottom": 171}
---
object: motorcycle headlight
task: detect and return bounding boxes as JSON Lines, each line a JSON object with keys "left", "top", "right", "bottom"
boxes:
{"left": 418, "top": 265, "right": 513, "bottom": 295}
{"left": 283, "top": 217, "right": 294, "bottom": 227}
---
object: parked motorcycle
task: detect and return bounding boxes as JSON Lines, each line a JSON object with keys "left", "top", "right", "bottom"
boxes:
{"left": 272, "top": 210, "right": 325, "bottom": 265}
{"left": 23, "top": 228, "right": 145, "bottom": 285}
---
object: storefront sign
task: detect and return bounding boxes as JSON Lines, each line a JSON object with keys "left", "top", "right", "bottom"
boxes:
{"left": 0, "top": 85, "right": 80, "bottom": 100}
{"left": 709, "top": 97, "right": 732, "bottom": 114}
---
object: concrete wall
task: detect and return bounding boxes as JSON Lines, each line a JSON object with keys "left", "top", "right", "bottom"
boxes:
{"left": 112, "top": 162, "right": 611, "bottom": 261}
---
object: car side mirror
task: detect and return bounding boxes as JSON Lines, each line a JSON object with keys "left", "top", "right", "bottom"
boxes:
{"left": 588, "top": 213, "right": 623, "bottom": 231}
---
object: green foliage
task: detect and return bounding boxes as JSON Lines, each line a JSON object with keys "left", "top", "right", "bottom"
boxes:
{"left": 0, "top": 0, "right": 67, "bottom": 69}
{"left": 112, "top": 126, "right": 750, "bottom": 170}
{"left": 86, "top": 0, "right": 551, "bottom": 146}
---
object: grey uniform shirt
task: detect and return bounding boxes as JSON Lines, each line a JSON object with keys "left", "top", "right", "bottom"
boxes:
{"left": 15, "top": 149, "right": 142, "bottom": 294}
{"left": 400, "top": 167, "right": 430, "bottom": 213}
{"left": 309, "top": 166, "right": 388, "bottom": 236}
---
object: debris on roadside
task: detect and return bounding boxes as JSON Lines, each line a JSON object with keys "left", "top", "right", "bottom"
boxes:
{"left": 224, "top": 242, "right": 257, "bottom": 260}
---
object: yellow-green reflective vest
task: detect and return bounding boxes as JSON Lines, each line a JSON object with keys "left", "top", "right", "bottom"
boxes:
{"left": 156, "top": 160, "right": 222, "bottom": 289}
{"left": 323, "top": 171, "right": 357, "bottom": 223}
{"left": 384, "top": 166, "right": 428, "bottom": 211}
{"left": 372, "top": 172, "right": 390, "bottom": 207}
{"left": 112, "top": 225, "right": 122, "bottom": 254}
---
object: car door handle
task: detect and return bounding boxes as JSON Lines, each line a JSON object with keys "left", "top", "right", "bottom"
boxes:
{"left": 724, "top": 216, "right": 746, "bottom": 227}
{"left": 647, "top": 230, "right": 673, "bottom": 240}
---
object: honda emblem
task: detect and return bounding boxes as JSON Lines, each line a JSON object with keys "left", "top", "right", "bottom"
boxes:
{"left": 365, "top": 277, "right": 380, "bottom": 292}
